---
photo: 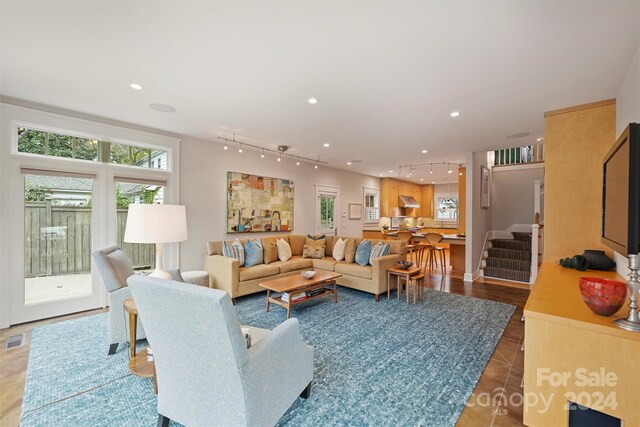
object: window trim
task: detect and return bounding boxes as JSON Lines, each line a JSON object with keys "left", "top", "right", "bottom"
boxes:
{"left": 315, "top": 184, "right": 340, "bottom": 235}
{"left": 435, "top": 195, "right": 458, "bottom": 220}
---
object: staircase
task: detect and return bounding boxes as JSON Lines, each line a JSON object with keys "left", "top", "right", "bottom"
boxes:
{"left": 483, "top": 232, "right": 532, "bottom": 283}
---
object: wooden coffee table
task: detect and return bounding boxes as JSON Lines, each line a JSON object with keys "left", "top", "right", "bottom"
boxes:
{"left": 259, "top": 271, "right": 341, "bottom": 319}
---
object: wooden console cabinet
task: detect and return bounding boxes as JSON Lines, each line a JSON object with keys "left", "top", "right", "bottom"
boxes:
{"left": 523, "top": 263, "right": 640, "bottom": 426}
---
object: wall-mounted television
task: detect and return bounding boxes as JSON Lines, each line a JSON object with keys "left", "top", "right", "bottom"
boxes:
{"left": 602, "top": 123, "right": 640, "bottom": 255}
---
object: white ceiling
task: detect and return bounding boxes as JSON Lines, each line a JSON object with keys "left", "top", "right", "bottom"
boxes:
{"left": 2, "top": 1, "right": 639, "bottom": 184}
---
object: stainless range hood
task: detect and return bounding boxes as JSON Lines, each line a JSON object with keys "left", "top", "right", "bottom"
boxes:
{"left": 398, "top": 195, "right": 420, "bottom": 208}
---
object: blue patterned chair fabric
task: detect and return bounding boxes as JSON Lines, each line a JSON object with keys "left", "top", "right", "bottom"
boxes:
{"left": 127, "top": 275, "right": 314, "bottom": 427}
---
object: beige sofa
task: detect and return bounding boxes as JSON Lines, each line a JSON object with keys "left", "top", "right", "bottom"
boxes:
{"left": 204, "top": 235, "right": 405, "bottom": 302}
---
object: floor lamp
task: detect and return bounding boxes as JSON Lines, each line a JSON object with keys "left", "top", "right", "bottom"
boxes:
{"left": 124, "top": 204, "right": 188, "bottom": 279}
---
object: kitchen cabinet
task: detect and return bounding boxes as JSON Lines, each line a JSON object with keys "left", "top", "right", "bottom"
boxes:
{"left": 380, "top": 178, "right": 433, "bottom": 218}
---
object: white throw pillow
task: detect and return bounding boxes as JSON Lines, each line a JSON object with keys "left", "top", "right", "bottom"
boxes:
{"left": 276, "top": 238, "right": 292, "bottom": 262}
{"left": 333, "top": 237, "right": 346, "bottom": 262}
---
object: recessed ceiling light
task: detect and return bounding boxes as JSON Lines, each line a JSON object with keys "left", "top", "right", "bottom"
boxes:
{"left": 388, "top": 170, "right": 393, "bottom": 173}
{"left": 130, "top": 83, "right": 143, "bottom": 90}
{"left": 314, "top": 165, "right": 318, "bottom": 169}
{"left": 149, "top": 103, "right": 176, "bottom": 113}
{"left": 450, "top": 111, "right": 460, "bottom": 117}
{"left": 277, "top": 157, "right": 281, "bottom": 162}
{"left": 347, "top": 162, "right": 352, "bottom": 165}
{"left": 380, "top": 173, "right": 384, "bottom": 176}
{"left": 308, "top": 98, "right": 318, "bottom": 104}
{"left": 323, "top": 143, "right": 330, "bottom": 147}
{"left": 406, "top": 175, "right": 410, "bottom": 178}
{"left": 459, "top": 172, "right": 463, "bottom": 176}
{"left": 536, "top": 137, "right": 544, "bottom": 142}
{"left": 432, "top": 181, "right": 435, "bottom": 184}
{"left": 421, "top": 150, "right": 428, "bottom": 154}
{"left": 296, "top": 161, "right": 300, "bottom": 166}
{"left": 420, "top": 178, "right": 424, "bottom": 181}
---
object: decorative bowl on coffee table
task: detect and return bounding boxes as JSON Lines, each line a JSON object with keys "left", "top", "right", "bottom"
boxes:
{"left": 301, "top": 270, "right": 316, "bottom": 279}
{"left": 578, "top": 277, "right": 627, "bottom": 316}
{"left": 395, "top": 261, "right": 414, "bottom": 270}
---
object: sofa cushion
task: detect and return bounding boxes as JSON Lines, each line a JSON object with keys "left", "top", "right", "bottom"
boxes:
{"left": 369, "top": 241, "right": 391, "bottom": 265}
{"left": 222, "top": 239, "right": 244, "bottom": 266}
{"left": 313, "top": 258, "right": 337, "bottom": 271}
{"left": 272, "top": 256, "right": 313, "bottom": 274}
{"left": 244, "top": 238, "right": 263, "bottom": 267}
{"left": 344, "top": 239, "right": 357, "bottom": 263}
{"left": 324, "top": 235, "right": 335, "bottom": 257}
{"left": 288, "top": 235, "right": 306, "bottom": 256}
{"left": 277, "top": 238, "right": 292, "bottom": 262}
{"left": 335, "top": 262, "right": 373, "bottom": 279}
{"left": 263, "top": 238, "right": 279, "bottom": 264}
{"left": 239, "top": 264, "right": 281, "bottom": 282}
{"left": 303, "top": 245, "right": 325, "bottom": 259}
{"left": 333, "top": 237, "right": 346, "bottom": 261}
{"left": 355, "top": 240, "right": 372, "bottom": 266}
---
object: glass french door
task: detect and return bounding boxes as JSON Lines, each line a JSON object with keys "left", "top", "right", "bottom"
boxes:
{"left": 115, "top": 179, "right": 165, "bottom": 273}
{"left": 10, "top": 169, "right": 104, "bottom": 324}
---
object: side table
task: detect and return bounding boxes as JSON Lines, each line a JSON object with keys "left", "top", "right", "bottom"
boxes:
{"left": 387, "top": 265, "right": 422, "bottom": 303}
{"left": 123, "top": 298, "right": 157, "bottom": 394}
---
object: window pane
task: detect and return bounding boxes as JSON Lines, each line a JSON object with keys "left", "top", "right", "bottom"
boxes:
{"left": 18, "top": 128, "right": 47, "bottom": 155}
{"left": 117, "top": 181, "right": 164, "bottom": 271}
{"left": 73, "top": 138, "right": 99, "bottom": 161}
{"left": 110, "top": 143, "right": 167, "bottom": 170}
{"left": 24, "top": 174, "right": 93, "bottom": 305}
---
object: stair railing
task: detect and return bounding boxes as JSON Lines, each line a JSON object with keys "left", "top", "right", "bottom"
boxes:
{"left": 530, "top": 212, "right": 543, "bottom": 285}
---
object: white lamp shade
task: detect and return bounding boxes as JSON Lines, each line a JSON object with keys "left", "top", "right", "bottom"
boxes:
{"left": 124, "top": 204, "right": 188, "bottom": 244}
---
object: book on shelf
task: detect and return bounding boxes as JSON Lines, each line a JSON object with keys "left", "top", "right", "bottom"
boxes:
{"left": 306, "top": 288, "right": 325, "bottom": 297}
{"left": 281, "top": 291, "right": 307, "bottom": 302}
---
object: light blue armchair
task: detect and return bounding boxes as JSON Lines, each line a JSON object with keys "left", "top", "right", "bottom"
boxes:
{"left": 92, "top": 244, "right": 146, "bottom": 355}
{"left": 127, "top": 275, "right": 314, "bottom": 427}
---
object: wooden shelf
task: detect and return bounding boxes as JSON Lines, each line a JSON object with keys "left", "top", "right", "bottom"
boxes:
{"left": 269, "top": 288, "right": 334, "bottom": 309}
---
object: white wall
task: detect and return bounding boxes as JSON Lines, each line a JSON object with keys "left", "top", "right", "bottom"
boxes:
{"left": 464, "top": 151, "right": 492, "bottom": 281}
{"left": 614, "top": 41, "right": 640, "bottom": 277}
{"left": 179, "top": 137, "right": 380, "bottom": 271}
{"left": 491, "top": 164, "right": 544, "bottom": 230}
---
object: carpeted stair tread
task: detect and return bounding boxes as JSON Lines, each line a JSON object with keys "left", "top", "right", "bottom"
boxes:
{"left": 487, "top": 247, "right": 531, "bottom": 261}
{"left": 490, "top": 239, "right": 531, "bottom": 251}
{"left": 511, "top": 232, "right": 533, "bottom": 242}
{"left": 485, "top": 257, "right": 531, "bottom": 272}
{"left": 484, "top": 266, "right": 530, "bottom": 283}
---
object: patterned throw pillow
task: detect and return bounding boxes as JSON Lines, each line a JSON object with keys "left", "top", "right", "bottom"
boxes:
{"left": 305, "top": 234, "right": 326, "bottom": 248}
{"left": 369, "top": 241, "right": 391, "bottom": 265}
{"left": 222, "top": 239, "right": 244, "bottom": 266}
{"left": 244, "top": 238, "right": 263, "bottom": 267}
{"left": 276, "top": 238, "right": 292, "bottom": 262}
{"left": 333, "top": 237, "right": 346, "bottom": 262}
{"left": 355, "top": 240, "right": 372, "bottom": 266}
{"left": 303, "top": 245, "right": 325, "bottom": 259}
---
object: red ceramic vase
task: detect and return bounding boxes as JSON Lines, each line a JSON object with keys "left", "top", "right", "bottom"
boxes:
{"left": 578, "top": 277, "right": 628, "bottom": 316}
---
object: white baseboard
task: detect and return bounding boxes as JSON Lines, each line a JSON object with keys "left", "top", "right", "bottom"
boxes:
{"left": 464, "top": 270, "right": 481, "bottom": 283}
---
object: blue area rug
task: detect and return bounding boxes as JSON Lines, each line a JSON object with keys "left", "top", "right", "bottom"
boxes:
{"left": 21, "top": 287, "right": 514, "bottom": 426}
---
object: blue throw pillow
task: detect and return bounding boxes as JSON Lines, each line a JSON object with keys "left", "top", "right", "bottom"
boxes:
{"left": 369, "top": 242, "right": 391, "bottom": 265}
{"left": 222, "top": 239, "right": 244, "bottom": 267}
{"left": 355, "top": 240, "right": 372, "bottom": 266}
{"left": 244, "top": 238, "right": 263, "bottom": 267}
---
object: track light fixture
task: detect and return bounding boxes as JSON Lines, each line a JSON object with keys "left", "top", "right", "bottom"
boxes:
{"left": 218, "top": 135, "right": 328, "bottom": 165}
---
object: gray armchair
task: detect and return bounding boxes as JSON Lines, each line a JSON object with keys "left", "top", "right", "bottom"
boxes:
{"left": 92, "top": 244, "right": 146, "bottom": 355}
{"left": 127, "top": 275, "right": 314, "bottom": 427}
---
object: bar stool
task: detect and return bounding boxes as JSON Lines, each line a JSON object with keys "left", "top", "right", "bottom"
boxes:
{"left": 415, "top": 243, "right": 431, "bottom": 270}
{"left": 424, "top": 233, "right": 446, "bottom": 275}
{"left": 397, "top": 230, "right": 416, "bottom": 262}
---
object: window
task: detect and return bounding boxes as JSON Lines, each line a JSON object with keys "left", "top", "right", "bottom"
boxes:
{"left": 363, "top": 188, "right": 380, "bottom": 224}
{"left": 436, "top": 196, "right": 458, "bottom": 220}
{"left": 17, "top": 126, "right": 168, "bottom": 170}
{"left": 316, "top": 185, "right": 340, "bottom": 234}
{"left": 319, "top": 194, "right": 335, "bottom": 231}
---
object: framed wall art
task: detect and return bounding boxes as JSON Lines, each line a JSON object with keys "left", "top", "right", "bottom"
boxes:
{"left": 226, "top": 171, "right": 294, "bottom": 233}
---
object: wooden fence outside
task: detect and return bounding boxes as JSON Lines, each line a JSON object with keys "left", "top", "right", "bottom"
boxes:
{"left": 25, "top": 202, "right": 154, "bottom": 277}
